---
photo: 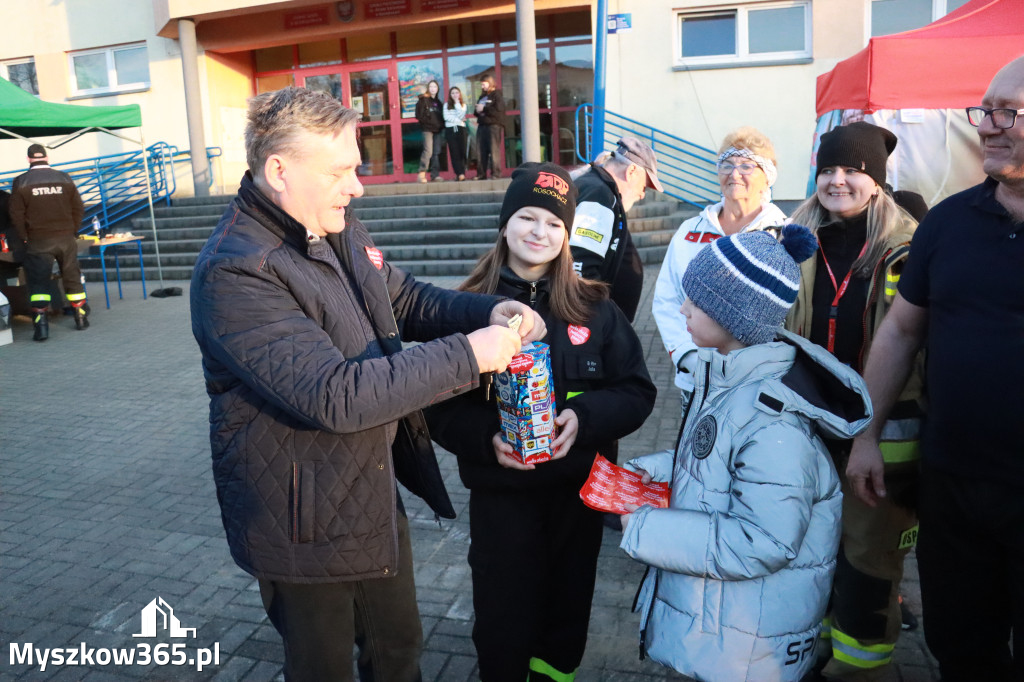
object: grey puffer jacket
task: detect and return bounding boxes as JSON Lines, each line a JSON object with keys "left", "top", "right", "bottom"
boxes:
{"left": 620, "top": 330, "right": 871, "bottom": 682}
{"left": 191, "top": 174, "right": 498, "bottom": 583}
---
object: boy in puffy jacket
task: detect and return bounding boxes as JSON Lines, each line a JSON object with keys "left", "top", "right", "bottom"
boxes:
{"left": 619, "top": 227, "right": 873, "bottom": 682}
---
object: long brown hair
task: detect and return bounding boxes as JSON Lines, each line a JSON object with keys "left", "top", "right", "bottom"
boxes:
{"left": 789, "top": 190, "right": 916, "bottom": 278}
{"left": 459, "top": 227, "right": 608, "bottom": 326}
{"left": 446, "top": 86, "right": 463, "bottom": 110}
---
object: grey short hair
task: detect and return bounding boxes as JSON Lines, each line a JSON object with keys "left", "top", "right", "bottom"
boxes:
{"left": 245, "top": 87, "right": 360, "bottom": 180}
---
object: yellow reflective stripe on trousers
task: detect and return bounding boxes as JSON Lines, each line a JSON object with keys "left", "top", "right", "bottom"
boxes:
{"left": 528, "top": 657, "right": 575, "bottom": 682}
{"left": 566, "top": 391, "right": 584, "bottom": 400}
{"left": 30, "top": 294, "right": 51, "bottom": 303}
{"left": 66, "top": 292, "right": 87, "bottom": 302}
{"left": 879, "top": 439, "right": 920, "bottom": 464}
{"left": 831, "top": 627, "right": 894, "bottom": 669}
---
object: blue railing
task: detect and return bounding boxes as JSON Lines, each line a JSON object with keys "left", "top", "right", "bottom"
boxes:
{"left": 575, "top": 104, "right": 719, "bottom": 208}
{"left": 0, "top": 144, "right": 221, "bottom": 234}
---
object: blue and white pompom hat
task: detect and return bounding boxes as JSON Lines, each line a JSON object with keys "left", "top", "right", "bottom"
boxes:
{"left": 681, "top": 225, "right": 817, "bottom": 346}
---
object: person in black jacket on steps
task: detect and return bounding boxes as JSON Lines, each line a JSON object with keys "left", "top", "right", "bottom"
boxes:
{"left": 415, "top": 80, "right": 445, "bottom": 183}
{"left": 424, "top": 162, "right": 656, "bottom": 682}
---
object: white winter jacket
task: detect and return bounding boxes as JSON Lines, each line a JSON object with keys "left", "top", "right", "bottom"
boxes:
{"left": 652, "top": 201, "right": 787, "bottom": 390}
{"left": 620, "top": 331, "right": 872, "bottom": 682}
{"left": 443, "top": 102, "right": 467, "bottom": 129}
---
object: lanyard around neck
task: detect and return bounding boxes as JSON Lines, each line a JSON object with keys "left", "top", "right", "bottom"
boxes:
{"left": 818, "top": 240, "right": 868, "bottom": 354}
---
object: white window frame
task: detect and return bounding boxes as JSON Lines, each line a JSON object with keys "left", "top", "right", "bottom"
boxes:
{"left": 68, "top": 42, "right": 150, "bottom": 97}
{"left": 869, "top": 0, "right": 969, "bottom": 39}
{"left": 673, "top": 1, "right": 812, "bottom": 70}
{"left": 2, "top": 57, "right": 38, "bottom": 96}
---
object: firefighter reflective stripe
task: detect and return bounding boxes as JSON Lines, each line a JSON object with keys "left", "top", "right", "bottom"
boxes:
{"left": 885, "top": 271, "right": 900, "bottom": 297}
{"left": 66, "top": 292, "right": 86, "bottom": 302}
{"left": 528, "top": 657, "right": 575, "bottom": 682}
{"left": 820, "top": 616, "right": 833, "bottom": 640}
{"left": 831, "top": 628, "right": 894, "bottom": 669}
{"left": 30, "top": 293, "right": 51, "bottom": 303}
{"left": 880, "top": 417, "right": 920, "bottom": 441}
{"left": 566, "top": 391, "right": 584, "bottom": 400}
{"left": 879, "top": 439, "right": 920, "bottom": 464}
{"left": 879, "top": 415, "right": 921, "bottom": 463}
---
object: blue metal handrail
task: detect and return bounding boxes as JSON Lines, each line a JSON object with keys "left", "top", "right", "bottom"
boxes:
{"left": 0, "top": 144, "right": 222, "bottom": 233}
{"left": 575, "top": 104, "right": 719, "bottom": 208}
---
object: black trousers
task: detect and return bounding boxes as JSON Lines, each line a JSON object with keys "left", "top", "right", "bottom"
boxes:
{"left": 258, "top": 512, "right": 423, "bottom": 682}
{"left": 24, "top": 234, "right": 85, "bottom": 307}
{"left": 468, "top": 485, "right": 604, "bottom": 682}
{"left": 445, "top": 127, "right": 467, "bottom": 177}
{"left": 476, "top": 123, "right": 503, "bottom": 178}
{"left": 917, "top": 465, "right": 1024, "bottom": 682}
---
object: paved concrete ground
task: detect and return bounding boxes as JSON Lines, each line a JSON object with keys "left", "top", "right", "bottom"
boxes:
{"left": 0, "top": 267, "right": 939, "bottom": 681}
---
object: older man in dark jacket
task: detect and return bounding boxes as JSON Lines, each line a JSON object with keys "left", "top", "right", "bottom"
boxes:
{"left": 190, "top": 87, "right": 543, "bottom": 682}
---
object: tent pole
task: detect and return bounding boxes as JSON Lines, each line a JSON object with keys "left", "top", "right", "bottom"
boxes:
{"left": 139, "top": 130, "right": 165, "bottom": 288}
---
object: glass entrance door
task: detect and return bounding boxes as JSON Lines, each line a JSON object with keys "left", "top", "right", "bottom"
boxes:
{"left": 301, "top": 62, "right": 404, "bottom": 182}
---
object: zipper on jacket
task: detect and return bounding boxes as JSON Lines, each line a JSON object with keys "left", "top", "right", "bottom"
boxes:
{"left": 637, "top": 362, "right": 711, "bottom": 661}
{"left": 290, "top": 463, "right": 300, "bottom": 544}
{"left": 637, "top": 567, "right": 661, "bottom": 661}
{"left": 529, "top": 280, "right": 538, "bottom": 307}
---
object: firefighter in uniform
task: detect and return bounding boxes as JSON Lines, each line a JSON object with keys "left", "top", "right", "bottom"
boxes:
{"left": 9, "top": 144, "right": 89, "bottom": 341}
{"left": 785, "top": 122, "right": 925, "bottom": 680}
{"left": 568, "top": 136, "right": 663, "bottom": 323}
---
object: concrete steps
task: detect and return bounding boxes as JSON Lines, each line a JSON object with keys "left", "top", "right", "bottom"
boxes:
{"left": 82, "top": 179, "right": 701, "bottom": 281}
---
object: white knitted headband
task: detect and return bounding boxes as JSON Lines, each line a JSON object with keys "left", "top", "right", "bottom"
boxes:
{"left": 718, "top": 147, "right": 778, "bottom": 188}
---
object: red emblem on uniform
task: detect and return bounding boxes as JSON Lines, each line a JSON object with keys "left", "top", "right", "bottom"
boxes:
{"left": 365, "top": 246, "right": 384, "bottom": 270}
{"left": 568, "top": 325, "right": 591, "bottom": 345}
{"left": 508, "top": 354, "right": 535, "bottom": 374}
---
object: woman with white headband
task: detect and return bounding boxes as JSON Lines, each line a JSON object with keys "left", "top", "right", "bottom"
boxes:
{"left": 651, "top": 126, "right": 787, "bottom": 409}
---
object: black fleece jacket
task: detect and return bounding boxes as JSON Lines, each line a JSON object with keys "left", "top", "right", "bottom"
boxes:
{"left": 424, "top": 268, "right": 656, "bottom": 492}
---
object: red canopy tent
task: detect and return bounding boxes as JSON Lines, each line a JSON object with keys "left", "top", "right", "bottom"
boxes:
{"left": 816, "top": 0, "right": 1024, "bottom": 116}
{"left": 809, "top": 0, "right": 1024, "bottom": 203}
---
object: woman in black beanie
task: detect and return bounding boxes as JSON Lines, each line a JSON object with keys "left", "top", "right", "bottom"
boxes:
{"left": 785, "top": 121, "right": 926, "bottom": 680}
{"left": 423, "top": 162, "right": 656, "bottom": 682}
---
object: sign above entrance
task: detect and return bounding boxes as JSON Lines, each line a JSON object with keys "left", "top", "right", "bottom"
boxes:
{"left": 422, "top": 0, "right": 471, "bottom": 10}
{"left": 284, "top": 7, "right": 329, "bottom": 30}
{"left": 366, "top": 0, "right": 412, "bottom": 18}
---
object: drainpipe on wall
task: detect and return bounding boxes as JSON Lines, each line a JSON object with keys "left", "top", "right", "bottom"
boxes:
{"left": 178, "top": 18, "right": 210, "bottom": 197}
{"left": 591, "top": 0, "right": 609, "bottom": 161}
{"left": 516, "top": 0, "right": 541, "bottom": 164}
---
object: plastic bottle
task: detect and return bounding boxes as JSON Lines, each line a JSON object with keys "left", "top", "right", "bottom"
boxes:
{"left": 92, "top": 216, "right": 102, "bottom": 240}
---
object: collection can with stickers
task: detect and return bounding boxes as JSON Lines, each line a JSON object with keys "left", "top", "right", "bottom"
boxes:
{"left": 495, "top": 342, "right": 556, "bottom": 465}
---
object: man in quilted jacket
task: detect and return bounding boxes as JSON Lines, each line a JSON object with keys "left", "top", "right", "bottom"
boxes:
{"left": 190, "top": 86, "right": 544, "bottom": 682}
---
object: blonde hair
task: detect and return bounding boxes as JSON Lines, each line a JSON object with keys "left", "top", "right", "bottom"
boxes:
{"left": 789, "top": 190, "right": 916, "bottom": 278}
{"left": 459, "top": 228, "right": 608, "bottom": 326}
{"left": 718, "top": 126, "right": 777, "bottom": 166}
{"left": 245, "top": 87, "right": 360, "bottom": 181}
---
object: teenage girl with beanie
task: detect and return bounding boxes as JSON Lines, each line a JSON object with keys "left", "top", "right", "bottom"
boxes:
{"left": 619, "top": 227, "right": 873, "bottom": 682}
{"left": 785, "top": 121, "right": 925, "bottom": 680}
{"left": 424, "top": 162, "right": 656, "bottom": 682}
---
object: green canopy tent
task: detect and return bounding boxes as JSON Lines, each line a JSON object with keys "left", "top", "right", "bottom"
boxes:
{"left": 0, "top": 77, "right": 168, "bottom": 286}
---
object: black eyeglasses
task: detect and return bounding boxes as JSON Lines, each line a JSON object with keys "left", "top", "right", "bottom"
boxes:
{"left": 966, "top": 106, "right": 1024, "bottom": 129}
